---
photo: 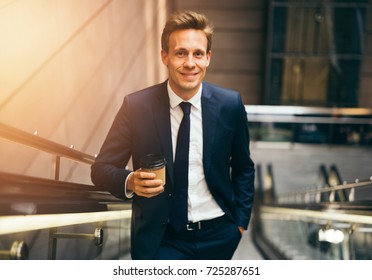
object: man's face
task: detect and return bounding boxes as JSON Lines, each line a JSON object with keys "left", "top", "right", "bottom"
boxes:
{"left": 161, "top": 29, "right": 211, "bottom": 99}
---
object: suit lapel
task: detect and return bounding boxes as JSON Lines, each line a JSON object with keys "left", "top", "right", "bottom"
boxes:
{"left": 152, "top": 82, "right": 174, "bottom": 186}
{"left": 201, "top": 83, "right": 219, "bottom": 178}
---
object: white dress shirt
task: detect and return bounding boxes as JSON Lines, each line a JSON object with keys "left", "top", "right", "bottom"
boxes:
{"left": 167, "top": 82, "right": 224, "bottom": 222}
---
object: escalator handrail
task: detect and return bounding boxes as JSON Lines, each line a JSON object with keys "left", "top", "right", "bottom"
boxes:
{"left": 0, "top": 171, "right": 123, "bottom": 203}
{"left": 260, "top": 205, "right": 372, "bottom": 225}
{"left": 0, "top": 122, "right": 95, "bottom": 164}
{"left": 277, "top": 179, "right": 372, "bottom": 201}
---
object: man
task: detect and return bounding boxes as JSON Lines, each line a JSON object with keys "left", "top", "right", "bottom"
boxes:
{"left": 91, "top": 11, "right": 255, "bottom": 260}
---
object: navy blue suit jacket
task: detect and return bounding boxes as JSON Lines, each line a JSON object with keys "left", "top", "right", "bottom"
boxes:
{"left": 91, "top": 81, "right": 255, "bottom": 259}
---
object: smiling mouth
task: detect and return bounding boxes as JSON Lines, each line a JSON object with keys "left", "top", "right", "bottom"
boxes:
{"left": 181, "top": 72, "right": 198, "bottom": 78}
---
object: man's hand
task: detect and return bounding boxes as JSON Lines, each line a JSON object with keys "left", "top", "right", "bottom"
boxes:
{"left": 127, "top": 169, "right": 164, "bottom": 198}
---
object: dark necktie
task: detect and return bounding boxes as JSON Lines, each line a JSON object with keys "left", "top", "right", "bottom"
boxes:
{"left": 170, "top": 102, "right": 191, "bottom": 231}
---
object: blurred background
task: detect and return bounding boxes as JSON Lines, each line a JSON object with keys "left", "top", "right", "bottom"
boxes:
{"left": 0, "top": 0, "right": 371, "bottom": 260}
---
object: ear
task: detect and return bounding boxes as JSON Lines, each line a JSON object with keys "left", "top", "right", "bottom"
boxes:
{"left": 161, "top": 50, "right": 169, "bottom": 66}
{"left": 206, "top": 50, "right": 211, "bottom": 67}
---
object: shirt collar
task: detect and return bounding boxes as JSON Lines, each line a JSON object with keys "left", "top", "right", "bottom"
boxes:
{"left": 167, "top": 81, "right": 202, "bottom": 111}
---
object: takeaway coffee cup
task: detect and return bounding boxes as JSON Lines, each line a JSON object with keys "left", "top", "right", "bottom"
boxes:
{"left": 140, "top": 154, "right": 166, "bottom": 185}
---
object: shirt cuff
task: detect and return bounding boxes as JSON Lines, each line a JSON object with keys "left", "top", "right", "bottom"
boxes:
{"left": 124, "top": 171, "right": 134, "bottom": 199}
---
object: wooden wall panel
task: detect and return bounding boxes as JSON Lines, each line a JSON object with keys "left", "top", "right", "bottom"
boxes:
{"left": 213, "top": 31, "right": 263, "bottom": 52}
{"left": 206, "top": 73, "right": 261, "bottom": 105}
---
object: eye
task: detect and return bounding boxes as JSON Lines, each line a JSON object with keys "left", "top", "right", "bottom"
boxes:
{"left": 194, "top": 51, "right": 204, "bottom": 58}
{"left": 176, "top": 50, "right": 185, "bottom": 57}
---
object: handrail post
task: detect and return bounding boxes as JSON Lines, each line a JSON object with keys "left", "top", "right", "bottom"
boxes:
{"left": 53, "top": 155, "right": 61, "bottom": 180}
{"left": 48, "top": 228, "right": 58, "bottom": 260}
{"left": 48, "top": 227, "right": 103, "bottom": 260}
{"left": 0, "top": 241, "right": 28, "bottom": 260}
{"left": 342, "top": 228, "right": 351, "bottom": 260}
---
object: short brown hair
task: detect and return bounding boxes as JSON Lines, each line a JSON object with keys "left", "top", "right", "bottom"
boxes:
{"left": 161, "top": 11, "right": 214, "bottom": 53}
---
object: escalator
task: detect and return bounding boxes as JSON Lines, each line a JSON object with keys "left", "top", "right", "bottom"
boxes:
{"left": 0, "top": 123, "right": 132, "bottom": 260}
{"left": 252, "top": 163, "right": 372, "bottom": 260}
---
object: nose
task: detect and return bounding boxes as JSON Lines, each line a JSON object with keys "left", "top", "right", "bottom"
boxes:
{"left": 183, "top": 54, "right": 196, "bottom": 68}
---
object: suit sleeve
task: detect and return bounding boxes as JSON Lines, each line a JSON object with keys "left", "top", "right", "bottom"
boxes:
{"left": 91, "top": 96, "right": 133, "bottom": 199}
{"left": 230, "top": 95, "right": 255, "bottom": 229}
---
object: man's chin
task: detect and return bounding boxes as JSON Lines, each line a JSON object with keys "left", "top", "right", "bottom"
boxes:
{"left": 182, "top": 83, "right": 198, "bottom": 91}
{"left": 180, "top": 80, "right": 200, "bottom": 90}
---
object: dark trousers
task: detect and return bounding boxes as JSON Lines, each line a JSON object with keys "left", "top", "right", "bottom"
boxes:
{"left": 153, "top": 215, "right": 242, "bottom": 260}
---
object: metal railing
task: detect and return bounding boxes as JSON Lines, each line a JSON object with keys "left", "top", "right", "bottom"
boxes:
{"left": 0, "top": 122, "right": 95, "bottom": 180}
{"left": 0, "top": 122, "right": 131, "bottom": 210}
{"left": 245, "top": 105, "right": 372, "bottom": 146}
{"left": 0, "top": 122, "right": 132, "bottom": 260}
{"left": 277, "top": 174, "right": 372, "bottom": 205}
